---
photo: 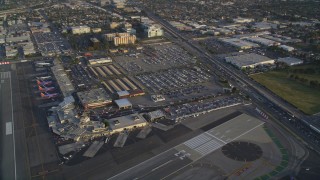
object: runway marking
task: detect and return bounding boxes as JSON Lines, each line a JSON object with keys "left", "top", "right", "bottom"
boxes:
{"left": 184, "top": 133, "right": 211, "bottom": 149}
{"left": 110, "top": 114, "right": 265, "bottom": 180}
{"left": 6, "top": 122, "right": 13, "bottom": 135}
{"left": 1, "top": 71, "right": 11, "bottom": 79}
{"left": 194, "top": 139, "right": 224, "bottom": 156}
{"left": 8, "top": 70, "right": 17, "bottom": 180}
{"left": 152, "top": 160, "right": 173, "bottom": 172}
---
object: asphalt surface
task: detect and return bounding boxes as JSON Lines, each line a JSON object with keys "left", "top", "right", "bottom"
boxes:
{"left": 142, "top": 9, "right": 320, "bottom": 153}
{"left": 0, "top": 65, "right": 16, "bottom": 179}
{"left": 109, "top": 149, "right": 192, "bottom": 180}
{"left": 0, "top": 64, "right": 29, "bottom": 180}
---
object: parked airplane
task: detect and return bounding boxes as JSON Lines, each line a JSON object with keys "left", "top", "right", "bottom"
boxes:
{"left": 36, "top": 76, "right": 52, "bottom": 80}
{"left": 37, "top": 80, "right": 53, "bottom": 86}
{"left": 38, "top": 85, "right": 55, "bottom": 92}
{"left": 40, "top": 92, "right": 58, "bottom": 99}
{"left": 35, "top": 62, "right": 52, "bottom": 68}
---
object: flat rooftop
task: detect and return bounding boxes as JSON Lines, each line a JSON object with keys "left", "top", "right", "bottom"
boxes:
{"left": 277, "top": 57, "right": 303, "bottom": 65}
{"left": 77, "top": 88, "right": 112, "bottom": 105}
{"left": 114, "top": 98, "right": 132, "bottom": 108}
{"left": 51, "top": 61, "right": 75, "bottom": 97}
{"left": 225, "top": 53, "right": 274, "bottom": 67}
{"left": 107, "top": 113, "right": 147, "bottom": 131}
{"left": 221, "top": 38, "right": 260, "bottom": 48}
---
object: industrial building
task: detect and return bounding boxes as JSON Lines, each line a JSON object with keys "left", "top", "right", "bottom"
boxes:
{"left": 279, "top": 45, "right": 295, "bottom": 52}
{"left": 114, "top": 98, "right": 132, "bottom": 110}
{"left": 71, "top": 26, "right": 91, "bottom": 35}
{"left": 243, "top": 37, "right": 280, "bottom": 47}
{"left": 277, "top": 57, "right": 303, "bottom": 66}
{"left": 107, "top": 113, "right": 148, "bottom": 133}
{"left": 225, "top": 53, "right": 275, "bottom": 69}
{"left": 77, "top": 88, "right": 112, "bottom": 109}
{"left": 220, "top": 38, "right": 260, "bottom": 49}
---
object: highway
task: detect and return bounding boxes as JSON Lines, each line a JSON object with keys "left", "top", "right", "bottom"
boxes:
{"left": 142, "top": 9, "right": 320, "bottom": 152}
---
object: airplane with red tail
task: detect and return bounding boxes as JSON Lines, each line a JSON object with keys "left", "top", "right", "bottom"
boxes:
{"left": 40, "top": 92, "right": 59, "bottom": 99}
{"left": 37, "top": 80, "right": 53, "bottom": 86}
{"left": 38, "top": 85, "right": 55, "bottom": 92}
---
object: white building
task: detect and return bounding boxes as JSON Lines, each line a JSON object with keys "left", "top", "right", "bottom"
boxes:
{"left": 225, "top": 53, "right": 274, "bottom": 69}
{"left": 107, "top": 113, "right": 148, "bottom": 133}
{"left": 279, "top": 45, "right": 295, "bottom": 52}
{"left": 277, "top": 57, "right": 303, "bottom": 66}
{"left": 87, "top": 57, "right": 112, "bottom": 65}
{"left": 233, "top": 17, "right": 254, "bottom": 23}
{"left": 220, "top": 38, "right": 260, "bottom": 49}
{"left": 143, "top": 24, "right": 163, "bottom": 38}
{"left": 71, "top": 26, "right": 91, "bottom": 35}
{"left": 244, "top": 37, "right": 280, "bottom": 47}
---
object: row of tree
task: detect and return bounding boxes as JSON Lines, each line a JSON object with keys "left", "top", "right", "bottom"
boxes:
{"left": 289, "top": 74, "right": 320, "bottom": 88}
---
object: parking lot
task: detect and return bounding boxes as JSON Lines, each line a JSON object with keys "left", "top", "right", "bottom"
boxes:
{"left": 69, "top": 64, "right": 97, "bottom": 91}
{"left": 135, "top": 67, "right": 211, "bottom": 93}
{"left": 166, "top": 96, "right": 243, "bottom": 121}
{"left": 33, "top": 32, "right": 72, "bottom": 56}
{"left": 114, "top": 44, "right": 197, "bottom": 74}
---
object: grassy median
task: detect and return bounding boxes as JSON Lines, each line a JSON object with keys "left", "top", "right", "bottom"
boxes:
{"left": 250, "top": 68, "right": 320, "bottom": 115}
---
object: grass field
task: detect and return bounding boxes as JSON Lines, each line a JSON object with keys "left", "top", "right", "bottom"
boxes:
{"left": 250, "top": 70, "right": 320, "bottom": 115}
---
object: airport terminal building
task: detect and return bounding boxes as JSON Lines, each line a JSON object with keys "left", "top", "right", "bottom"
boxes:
{"left": 77, "top": 88, "right": 112, "bottom": 109}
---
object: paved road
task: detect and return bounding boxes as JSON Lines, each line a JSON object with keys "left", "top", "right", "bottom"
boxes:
{"left": 143, "top": 9, "right": 320, "bottom": 152}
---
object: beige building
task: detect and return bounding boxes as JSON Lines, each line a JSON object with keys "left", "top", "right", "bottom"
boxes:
{"left": 107, "top": 113, "right": 148, "bottom": 133}
{"left": 71, "top": 26, "right": 91, "bottom": 35}
{"left": 105, "top": 33, "right": 136, "bottom": 46}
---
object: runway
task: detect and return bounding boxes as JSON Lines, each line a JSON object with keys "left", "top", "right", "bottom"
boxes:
{"left": 0, "top": 67, "right": 16, "bottom": 179}
{"left": 109, "top": 113, "right": 264, "bottom": 180}
{"left": 0, "top": 64, "right": 29, "bottom": 180}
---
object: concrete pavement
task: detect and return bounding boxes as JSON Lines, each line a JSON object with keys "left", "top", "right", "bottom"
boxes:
{"left": 1, "top": 64, "right": 30, "bottom": 180}
{"left": 0, "top": 68, "right": 16, "bottom": 180}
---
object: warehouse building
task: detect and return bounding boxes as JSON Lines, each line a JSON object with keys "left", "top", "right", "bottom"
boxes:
{"left": 107, "top": 113, "right": 148, "bottom": 133}
{"left": 277, "top": 57, "right": 303, "bottom": 66}
{"left": 243, "top": 37, "right": 280, "bottom": 46}
{"left": 77, "top": 88, "right": 112, "bottom": 109}
{"left": 279, "top": 45, "right": 295, "bottom": 52}
{"left": 225, "top": 53, "right": 274, "bottom": 69}
{"left": 220, "top": 38, "right": 260, "bottom": 49}
{"left": 114, "top": 98, "right": 132, "bottom": 110}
